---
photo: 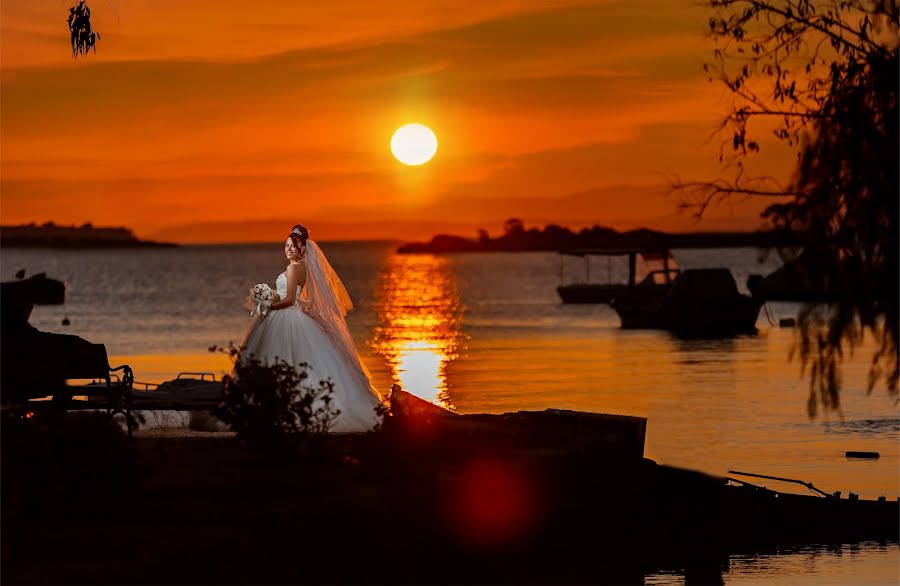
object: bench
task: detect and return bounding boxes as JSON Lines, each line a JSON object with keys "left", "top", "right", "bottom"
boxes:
{"left": 3, "top": 341, "right": 136, "bottom": 435}
{"left": 1, "top": 274, "right": 135, "bottom": 435}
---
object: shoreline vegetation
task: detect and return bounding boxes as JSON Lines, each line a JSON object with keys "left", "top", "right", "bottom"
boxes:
{"left": 0, "top": 222, "right": 176, "bottom": 249}
{"left": 398, "top": 218, "right": 804, "bottom": 254}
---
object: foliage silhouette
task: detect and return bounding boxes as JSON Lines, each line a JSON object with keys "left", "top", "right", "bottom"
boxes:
{"left": 503, "top": 218, "right": 526, "bottom": 237}
{"left": 67, "top": 1, "right": 100, "bottom": 58}
{"left": 679, "top": 0, "right": 898, "bottom": 415}
{"left": 211, "top": 343, "right": 341, "bottom": 450}
{"left": 398, "top": 218, "right": 798, "bottom": 253}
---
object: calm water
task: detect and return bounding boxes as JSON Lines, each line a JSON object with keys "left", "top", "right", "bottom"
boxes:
{"left": 3, "top": 242, "right": 898, "bottom": 583}
{"left": 646, "top": 541, "right": 899, "bottom": 585}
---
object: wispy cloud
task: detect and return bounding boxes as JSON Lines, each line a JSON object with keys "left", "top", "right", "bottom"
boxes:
{"left": 1, "top": 0, "right": 792, "bottom": 237}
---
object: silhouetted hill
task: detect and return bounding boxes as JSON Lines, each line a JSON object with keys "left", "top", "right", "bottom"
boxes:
{"left": 0, "top": 222, "right": 176, "bottom": 248}
{"left": 397, "top": 221, "right": 802, "bottom": 253}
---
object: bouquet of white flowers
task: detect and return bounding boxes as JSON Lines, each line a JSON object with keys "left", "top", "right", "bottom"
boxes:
{"left": 247, "top": 283, "right": 278, "bottom": 318}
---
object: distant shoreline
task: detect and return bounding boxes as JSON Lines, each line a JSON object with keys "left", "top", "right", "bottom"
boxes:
{"left": 1, "top": 242, "right": 177, "bottom": 249}
{"left": 0, "top": 223, "right": 177, "bottom": 249}
{"left": 397, "top": 224, "right": 804, "bottom": 254}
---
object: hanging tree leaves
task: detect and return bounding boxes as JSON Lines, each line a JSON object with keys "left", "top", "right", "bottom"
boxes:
{"left": 679, "top": 1, "right": 898, "bottom": 416}
{"left": 68, "top": 1, "right": 100, "bottom": 58}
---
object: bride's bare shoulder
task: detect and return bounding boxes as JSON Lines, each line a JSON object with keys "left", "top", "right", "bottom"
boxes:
{"left": 286, "top": 260, "right": 306, "bottom": 272}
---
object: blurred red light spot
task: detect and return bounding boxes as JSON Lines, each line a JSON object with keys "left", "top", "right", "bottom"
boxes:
{"left": 446, "top": 459, "right": 540, "bottom": 548}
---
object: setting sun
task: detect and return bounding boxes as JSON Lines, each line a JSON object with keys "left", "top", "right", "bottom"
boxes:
{"left": 2, "top": 2, "right": 897, "bottom": 583}
{"left": 391, "top": 124, "right": 438, "bottom": 166}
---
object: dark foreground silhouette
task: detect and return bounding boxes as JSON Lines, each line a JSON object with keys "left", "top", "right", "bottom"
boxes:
{"left": 1, "top": 273, "right": 135, "bottom": 426}
{"left": 2, "top": 391, "right": 896, "bottom": 585}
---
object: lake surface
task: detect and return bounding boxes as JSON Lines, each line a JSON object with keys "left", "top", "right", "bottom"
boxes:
{"left": 646, "top": 541, "right": 899, "bottom": 585}
{"left": 4, "top": 242, "right": 897, "bottom": 583}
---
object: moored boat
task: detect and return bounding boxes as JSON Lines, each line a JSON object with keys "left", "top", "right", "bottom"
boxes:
{"left": 747, "top": 249, "right": 838, "bottom": 302}
{"left": 557, "top": 248, "right": 678, "bottom": 304}
{"left": 611, "top": 268, "right": 763, "bottom": 337}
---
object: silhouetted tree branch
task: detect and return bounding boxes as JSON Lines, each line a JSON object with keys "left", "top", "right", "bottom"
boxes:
{"left": 677, "top": 0, "right": 898, "bottom": 416}
{"left": 67, "top": 1, "right": 100, "bottom": 58}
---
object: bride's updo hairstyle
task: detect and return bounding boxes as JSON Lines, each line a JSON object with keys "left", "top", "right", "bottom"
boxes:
{"left": 289, "top": 224, "right": 310, "bottom": 257}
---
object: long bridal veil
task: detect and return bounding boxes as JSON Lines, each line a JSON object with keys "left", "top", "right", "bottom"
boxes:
{"left": 298, "top": 240, "right": 381, "bottom": 398}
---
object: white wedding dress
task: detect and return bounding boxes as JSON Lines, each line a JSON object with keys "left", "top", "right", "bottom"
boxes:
{"left": 239, "top": 262, "right": 383, "bottom": 432}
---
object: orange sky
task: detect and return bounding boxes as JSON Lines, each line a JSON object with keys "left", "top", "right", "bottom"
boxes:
{"left": 1, "top": 0, "right": 797, "bottom": 243}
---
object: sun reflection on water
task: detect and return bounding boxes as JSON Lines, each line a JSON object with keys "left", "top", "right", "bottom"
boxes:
{"left": 371, "top": 254, "right": 464, "bottom": 409}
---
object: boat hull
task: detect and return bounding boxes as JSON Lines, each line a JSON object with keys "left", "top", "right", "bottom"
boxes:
{"left": 612, "top": 269, "right": 763, "bottom": 337}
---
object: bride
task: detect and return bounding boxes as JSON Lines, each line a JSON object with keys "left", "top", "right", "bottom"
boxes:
{"left": 238, "top": 224, "right": 383, "bottom": 432}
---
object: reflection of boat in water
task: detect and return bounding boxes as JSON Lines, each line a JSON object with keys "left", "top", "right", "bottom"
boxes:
{"left": 556, "top": 248, "right": 678, "bottom": 304}
{"left": 612, "top": 268, "right": 763, "bottom": 337}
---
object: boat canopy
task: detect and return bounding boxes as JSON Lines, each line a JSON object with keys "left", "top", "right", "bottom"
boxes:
{"left": 558, "top": 248, "right": 678, "bottom": 286}
{"left": 559, "top": 247, "right": 670, "bottom": 257}
{"left": 635, "top": 251, "right": 679, "bottom": 284}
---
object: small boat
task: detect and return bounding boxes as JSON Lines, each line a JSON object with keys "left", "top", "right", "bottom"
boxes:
{"left": 130, "top": 372, "right": 225, "bottom": 410}
{"left": 747, "top": 249, "right": 838, "bottom": 302}
{"left": 556, "top": 248, "right": 678, "bottom": 304}
{"left": 611, "top": 268, "right": 762, "bottom": 337}
{"left": 722, "top": 470, "right": 898, "bottom": 543}
{"left": 387, "top": 389, "right": 898, "bottom": 545}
